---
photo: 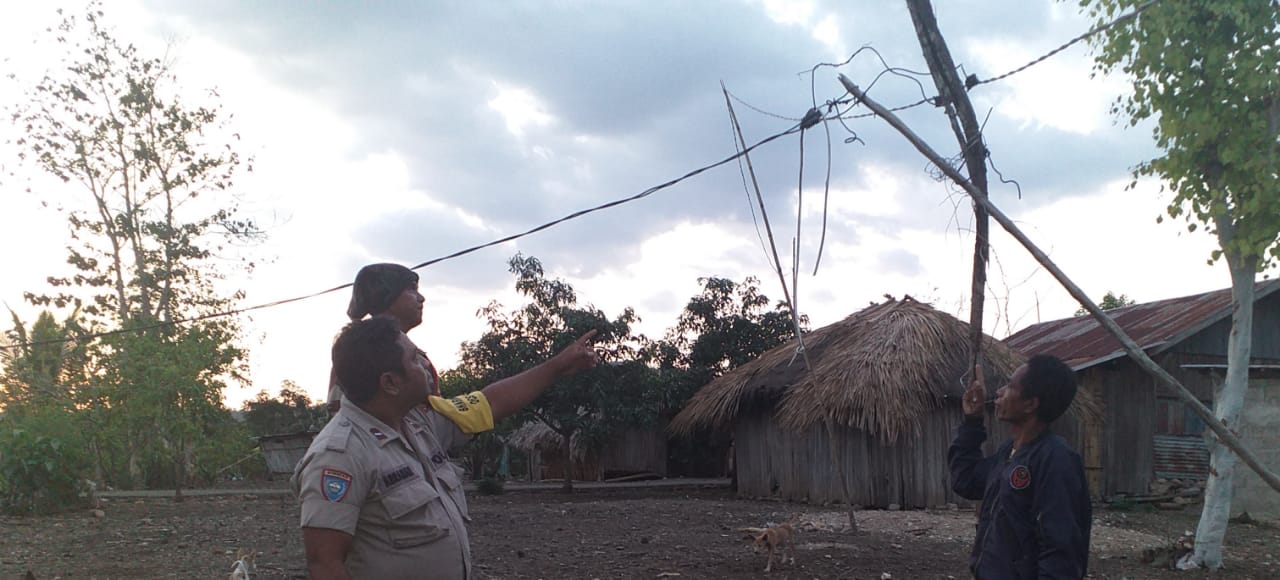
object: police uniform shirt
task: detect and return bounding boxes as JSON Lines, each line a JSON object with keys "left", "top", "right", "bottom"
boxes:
{"left": 293, "top": 397, "right": 474, "bottom": 579}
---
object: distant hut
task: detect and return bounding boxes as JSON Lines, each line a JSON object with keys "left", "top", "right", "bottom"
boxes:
{"left": 509, "top": 420, "right": 667, "bottom": 482}
{"left": 669, "top": 296, "right": 1101, "bottom": 508}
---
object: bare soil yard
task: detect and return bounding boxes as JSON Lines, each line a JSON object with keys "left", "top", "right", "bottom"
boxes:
{"left": 1, "top": 487, "right": 1275, "bottom": 579}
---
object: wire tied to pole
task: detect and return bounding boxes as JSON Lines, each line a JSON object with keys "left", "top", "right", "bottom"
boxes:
{"left": 799, "top": 107, "right": 823, "bottom": 130}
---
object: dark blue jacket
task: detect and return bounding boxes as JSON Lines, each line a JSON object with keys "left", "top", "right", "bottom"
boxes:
{"left": 948, "top": 417, "right": 1091, "bottom": 579}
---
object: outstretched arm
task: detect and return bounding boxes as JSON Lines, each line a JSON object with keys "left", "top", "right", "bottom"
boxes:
{"left": 483, "top": 329, "right": 599, "bottom": 422}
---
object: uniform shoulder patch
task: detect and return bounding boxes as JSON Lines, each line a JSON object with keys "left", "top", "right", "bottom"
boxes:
{"left": 1010, "top": 465, "right": 1031, "bottom": 490}
{"left": 322, "top": 468, "right": 353, "bottom": 502}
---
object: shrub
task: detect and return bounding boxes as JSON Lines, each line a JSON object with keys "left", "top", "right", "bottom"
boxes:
{"left": 476, "top": 476, "right": 505, "bottom": 496}
{"left": 0, "top": 427, "right": 89, "bottom": 515}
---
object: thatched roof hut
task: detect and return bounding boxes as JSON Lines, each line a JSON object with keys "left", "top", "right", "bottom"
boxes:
{"left": 669, "top": 296, "right": 1101, "bottom": 507}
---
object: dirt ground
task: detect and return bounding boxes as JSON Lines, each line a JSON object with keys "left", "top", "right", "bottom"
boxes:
{"left": 1, "top": 486, "right": 1276, "bottom": 579}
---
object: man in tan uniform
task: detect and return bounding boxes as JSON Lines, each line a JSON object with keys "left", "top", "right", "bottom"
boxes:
{"left": 294, "top": 315, "right": 597, "bottom": 579}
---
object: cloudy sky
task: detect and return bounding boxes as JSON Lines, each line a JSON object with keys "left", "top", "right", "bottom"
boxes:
{"left": 1, "top": 1, "right": 1257, "bottom": 408}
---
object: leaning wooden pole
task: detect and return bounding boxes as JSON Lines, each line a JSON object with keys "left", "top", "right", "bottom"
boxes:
{"left": 906, "top": 0, "right": 991, "bottom": 374}
{"left": 723, "top": 84, "right": 856, "bottom": 532}
{"left": 837, "top": 74, "right": 1280, "bottom": 494}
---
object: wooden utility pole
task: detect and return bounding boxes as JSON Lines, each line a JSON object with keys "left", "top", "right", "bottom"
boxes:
{"left": 906, "top": 0, "right": 991, "bottom": 375}
{"left": 838, "top": 76, "right": 1280, "bottom": 494}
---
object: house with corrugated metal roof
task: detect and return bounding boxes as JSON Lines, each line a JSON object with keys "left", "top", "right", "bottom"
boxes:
{"left": 1006, "top": 280, "right": 1280, "bottom": 518}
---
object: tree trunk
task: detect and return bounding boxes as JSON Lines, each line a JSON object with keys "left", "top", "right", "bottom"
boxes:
{"left": 1182, "top": 249, "right": 1257, "bottom": 570}
{"left": 174, "top": 437, "right": 186, "bottom": 503}
{"left": 86, "top": 435, "right": 103, "bottom": 486}
{"left": 561, "top": 431, "right": 574, "bottom": 493}
{"left": 128, "top": 422, "right": 145, "bottom": 491}
{"left": 128, "top": 446, "right": 144, "bottom": 490}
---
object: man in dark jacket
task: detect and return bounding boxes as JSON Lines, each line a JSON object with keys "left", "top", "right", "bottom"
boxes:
{"left": 949, "top": 354, "right": 1091, "bottom": 579}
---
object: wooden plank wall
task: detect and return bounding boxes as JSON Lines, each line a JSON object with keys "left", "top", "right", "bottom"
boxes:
{"left": 530, "top": 428, "right": 667, "bottom": 481}
{"left": 1096, "top": 364, "right": 1156, "bottom": 496}
{"left": 598, "top": 428, "right": 669, "bottom": 477}
{"left": 734, "top": 408, "right": 976, "bottom": 509}
{"left": 260, "top": 434, "right": 315, "bottom": 475}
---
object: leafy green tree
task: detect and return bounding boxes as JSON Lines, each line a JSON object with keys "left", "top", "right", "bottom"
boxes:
{"left": 0, "top": 309, "right": 100, "bottom": 512}
{"left": 3, "top": 4, "right": 260, "bottom": 497}
{"left": 0, "top": 309, "right": 88, "bottom": 415}
{"left": 241, "top": 380, "right": 328, "bottom": 438}
{"left": 1081, "top": 0, "right": 1280, "bottom": 568}
{"left": 656, "top": 276, "right": 803, "bottom": 476}
{"left": 1073, "top": 291, "right": 1135, "bottom": 316}
{"left": 456, "top": 254, "right": 653, "bottom": 491}
{"left": 657, "top": 276, "right": 804, "bottom": 409}
{"left": 439, "top": 367, "right": 520, "bottom": 481}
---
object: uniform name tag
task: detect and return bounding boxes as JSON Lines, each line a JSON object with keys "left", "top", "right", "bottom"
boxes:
{"left": 322, "top": 468, "right": 353, "bottom": 502}
{"left": 382, "top": 464, "right": 417, "bottom": 488}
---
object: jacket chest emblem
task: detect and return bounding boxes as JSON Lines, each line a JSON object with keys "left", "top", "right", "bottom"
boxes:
{"left": 1010, "top": 465, "right": 1031, "bottom": 490}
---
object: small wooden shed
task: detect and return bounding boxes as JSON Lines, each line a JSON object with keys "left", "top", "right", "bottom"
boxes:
{"left": 670, "top": 296, "right": 1100, "bottom": 508}
{"left": 258, "top": 432, "right": 317, "bottom": 478}
{"left": 509, "top": 421, "right": 668, "bottom": 482}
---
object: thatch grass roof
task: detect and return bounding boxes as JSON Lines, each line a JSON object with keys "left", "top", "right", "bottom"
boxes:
{"left": 508, "top": 421, "right": 591, "bottom": 460}
{"left": 669, "top": 296, "right": 1100, "bottom": 443}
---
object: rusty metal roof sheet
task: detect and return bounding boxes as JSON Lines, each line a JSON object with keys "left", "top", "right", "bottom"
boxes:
{"left": 1005, "top": 280, "right": 1280, "bottom": 370}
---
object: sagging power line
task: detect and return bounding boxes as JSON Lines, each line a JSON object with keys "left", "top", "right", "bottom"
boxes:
{"left": 1, "top": 2, "right": 1156, "bottom": 353}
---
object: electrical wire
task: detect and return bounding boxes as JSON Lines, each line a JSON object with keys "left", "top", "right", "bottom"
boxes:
{"left": 1, "top": 121, "right": 809, "bottom": 352}
{"left": 968, "top": 0, "right": 1161, "bottom": 89}
{"left": 3, "top": 4, "right": 1158, "bottom": 353}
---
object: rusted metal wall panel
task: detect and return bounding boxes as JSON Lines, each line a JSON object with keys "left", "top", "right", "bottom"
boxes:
{"left": 1152, "top": 434, "right": 1209, "bottom": 481}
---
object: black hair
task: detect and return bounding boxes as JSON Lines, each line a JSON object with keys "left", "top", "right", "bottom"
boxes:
{"left": 346, "top": 263, "right": 419, "bottom": 320}
{"left": 331, "top": 316, "right": 406, "bottom": 404}
{"left": 1021, "top": 353, "right": 1077, "bottom": 423}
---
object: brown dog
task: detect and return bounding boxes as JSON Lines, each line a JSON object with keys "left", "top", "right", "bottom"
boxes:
{"left": 739, "top": 520, "right": 798, "bottom": 572}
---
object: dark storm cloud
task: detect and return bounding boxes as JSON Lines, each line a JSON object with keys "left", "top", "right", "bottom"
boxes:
{"left": 142, "top": 0, "right": 1151, "bottom": 282}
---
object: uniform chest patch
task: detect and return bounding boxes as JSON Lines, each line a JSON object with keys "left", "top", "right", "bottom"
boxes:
{"left": 381, "top": 464, "right": 417, "bottom": 488}
{"left": 322, "top": 468, "right": 353, "bottom": 502}
{"left": 1010, "top": 465, "right": 1031, "bottom": 490}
